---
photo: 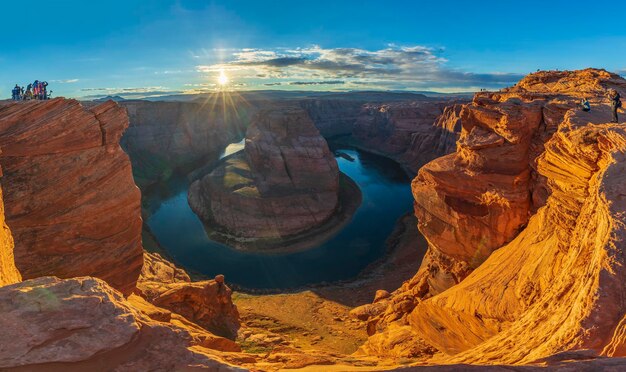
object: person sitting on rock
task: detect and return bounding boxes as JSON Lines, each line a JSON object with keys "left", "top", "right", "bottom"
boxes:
{"left": 580, "top": 98, "right": 591, "bottom": 112}
{"left": 25, "top": 84, "right": 33, "bottom": 100}
{"left": 609, "top": 89, "right": 622, "bottom": 123}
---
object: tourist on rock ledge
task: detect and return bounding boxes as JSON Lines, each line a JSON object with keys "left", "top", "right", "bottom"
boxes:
{"left": 609, "top": 89, "right": 622, "bottom": 123}
{"left": 581, "top": 98, "right": 591, "bottom": 112}
{"left": 11, "top": 84, "right": 21, "bottom": 100}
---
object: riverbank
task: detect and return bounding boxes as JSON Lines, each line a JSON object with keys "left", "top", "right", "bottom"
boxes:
{"left": 232, "top": 213, "right": 428, "bottom": 356}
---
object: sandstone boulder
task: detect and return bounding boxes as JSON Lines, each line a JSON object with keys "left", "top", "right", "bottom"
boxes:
{"left": 0, "top": 276, "right": 242, "bottom": 371}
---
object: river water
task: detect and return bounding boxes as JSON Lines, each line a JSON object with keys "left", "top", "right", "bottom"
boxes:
{"left": 143, "top": 141, "right": 414, "bottom": 289}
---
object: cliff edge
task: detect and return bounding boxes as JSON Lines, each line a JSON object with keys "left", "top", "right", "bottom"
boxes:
{"left": 0, "top": 99, "right": 143, "bottom": 294}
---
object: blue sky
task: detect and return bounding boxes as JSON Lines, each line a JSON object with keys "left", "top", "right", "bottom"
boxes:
{"left": 1, "top": 0, "right": 625, "bottom": 98}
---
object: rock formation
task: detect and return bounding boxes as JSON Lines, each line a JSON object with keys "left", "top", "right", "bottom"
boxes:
{"left": 189, "top": 107, "right": 340, "bottom": 240}
{"left": 299, "top": 99, "right": 364, "bottom": 137}
{"left": 137, "top": 252, "right": 241, "bottom": 340}
{"left": 352, "top": 101, "right": 466, "bottom": 174}
{"left": 120, "top": 100, "right": 251, "bottom": 187}
{"left": 0, "top": 276, "right": 244, "bottom": 371}
{"left": 356, "top": 68, "right": 626, "bottom": 362}
{"left": 0, "top": 99, "right": 143, "bottom": 295}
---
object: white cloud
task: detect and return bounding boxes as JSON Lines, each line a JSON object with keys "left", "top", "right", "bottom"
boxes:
{"left": 51, "top": 79, "right": 79, "bottom": 83}
{"left": 195, "top": 45, "right": 524, "bottom": 90}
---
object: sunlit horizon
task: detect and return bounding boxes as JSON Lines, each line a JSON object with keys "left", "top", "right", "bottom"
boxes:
{"left": 2, "top": 1, "right": 625, "bottom": 99}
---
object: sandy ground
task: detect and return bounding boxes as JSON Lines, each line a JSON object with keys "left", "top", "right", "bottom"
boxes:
{"left": 233, "top": 214, "right": 427, "bottom": 360}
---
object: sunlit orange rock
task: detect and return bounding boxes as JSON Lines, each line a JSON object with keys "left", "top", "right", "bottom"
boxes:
{"left": 359, "top": 68, "right": 626, "bottom": 360}
{"left": 0, "top": 178, "right": 20, "bottom": 286}
{"left": 0, "top": 276, "right": 243, "bottom": 371}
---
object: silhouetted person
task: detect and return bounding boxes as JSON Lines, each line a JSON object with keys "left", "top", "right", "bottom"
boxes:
{"left": 11, "top": 84, "right": 20, "bottom": 100}
{"left": 609, "top": 90, "right": 622, "bottom": 123}
{"left": 42, "top": 81, "right": 48, "bottom": 100}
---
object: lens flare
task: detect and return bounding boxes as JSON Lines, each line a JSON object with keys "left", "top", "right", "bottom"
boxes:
{"left": 217, "top": 70, "right": 229, "bottom": 86}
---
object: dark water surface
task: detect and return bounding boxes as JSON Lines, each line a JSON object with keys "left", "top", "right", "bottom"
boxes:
{"left": 144, "top": 142, "right": 414, "bottom": 289}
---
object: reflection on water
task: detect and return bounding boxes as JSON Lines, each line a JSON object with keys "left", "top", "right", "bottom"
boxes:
{"left": 144, "top": 144, "right": 414, "bottom": 289}
{"left": 221, "top": 139, "right": 245, "bottom": 158}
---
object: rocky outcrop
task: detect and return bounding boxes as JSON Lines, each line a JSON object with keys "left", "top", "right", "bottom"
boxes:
{"left": 120, "top": 100, "right": 251, "bottom": 187}
{"left": 509, "top": 68, "right": 626, "bottom": 96}
{"left": 189, "top": 107, "right": 340, "bottom": 240}
{"left": 0, "top": 276, "right": 243, "bottom": 371}
{"left": 0, "top": 99, "right": 143, "bottom": 295}
{"left": 357, "top": 68, "right": 626, "bottom": 361}
{"left": 151, "top": 278, "right": 241, "bottom": 340}
{"left": 352, "top": 101, "right": 465, "bottom": 174}
{"left": 410, "top": 122, "right": 626, "bottom": 364}
{"left": 139, "top": 251, "right": 191, "bottom": 287}
{"left": 137, "top": 252, "right": 241, "bottom": 341}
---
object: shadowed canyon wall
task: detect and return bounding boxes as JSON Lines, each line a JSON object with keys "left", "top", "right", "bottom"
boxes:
{"left": 120, "top": 100, "right": 252, "bottom": 187}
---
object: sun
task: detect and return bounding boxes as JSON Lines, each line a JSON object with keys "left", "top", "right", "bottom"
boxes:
{"left": 217, "top": 69, "right": 229, "bottom": 86}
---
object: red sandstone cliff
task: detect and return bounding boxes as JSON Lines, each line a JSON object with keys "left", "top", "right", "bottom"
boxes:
{"left": 356, "top": 68, "right": 626, "bottom": 362}
{"left": 352, "top": 100, "right": 466, "bottom": 174}
{"left": 189, "top": 107, "right": 340, "bottom": 240}
{"left": 0, "top": 99, "right": 143, "bottom": 295}
{"left": 120, "top": 100, "right": 251, "bottom": 187}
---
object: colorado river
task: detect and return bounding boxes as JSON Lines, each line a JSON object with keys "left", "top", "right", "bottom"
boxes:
{"left": 143, "top": 141, "right": 414, "bottom": 289}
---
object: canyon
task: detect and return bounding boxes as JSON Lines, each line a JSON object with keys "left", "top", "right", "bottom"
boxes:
{"left": 1, "top": 68, "right": 626, "bottom": 371}
{"left": 188, "top": 107, "right": 344, "bottom": 246}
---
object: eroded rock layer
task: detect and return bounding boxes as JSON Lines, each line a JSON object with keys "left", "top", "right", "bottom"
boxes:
{"left": 352, "top": 101, "right": 465, "bottom": 174}
{"left": 357, "top": 68, "right": 626, "bottom": 362}
{"left": 0, "top": 99, "right": 143, "bottom": 294}
{"left": 189, "top": 107, "right": 340, "bottom": 239}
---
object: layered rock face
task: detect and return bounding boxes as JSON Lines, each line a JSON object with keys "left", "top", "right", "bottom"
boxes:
{"left": 120, "top": 100, "right": 251, "bottom": 187}
{"left": 410, "top": 122, "right": 626, "bottom": 364}
{"left": 352, "top": 101, "right": 465, "bottom": 174}
{"left": 189, "top": 107, "right": 340, "bottom": 239}
{"left": 356, "top": 68, "right": 626, "bottom": 361}
{"left": 138, "top": 252, "right": 241, "bottom": 340}
{"left": 299, "top": 99, "right": 364, "bottom": 137}
{"left": 0, "top": 99, "right": 143, "bottom": 295}
{"left": 0, "top": 276, "right": 243, "bottom": 371}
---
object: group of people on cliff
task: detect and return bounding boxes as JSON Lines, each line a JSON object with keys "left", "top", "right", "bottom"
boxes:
{"left": 579, "top": 89, "right": 622, "bottom": 123}
{"left": 11, "top": 81, "right": 50, "bottom": 101}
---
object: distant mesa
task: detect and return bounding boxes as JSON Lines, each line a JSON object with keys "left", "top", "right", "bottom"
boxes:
{"left": 94, "top": 95, "right": 126, "bottom": 102}
{"left": 188, "top": 107, "right": 361, "bottom": 252}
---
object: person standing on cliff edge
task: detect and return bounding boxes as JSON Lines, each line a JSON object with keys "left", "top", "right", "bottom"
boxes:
{"left": 609, "top": 89, "right": 622, "bottom": 123}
